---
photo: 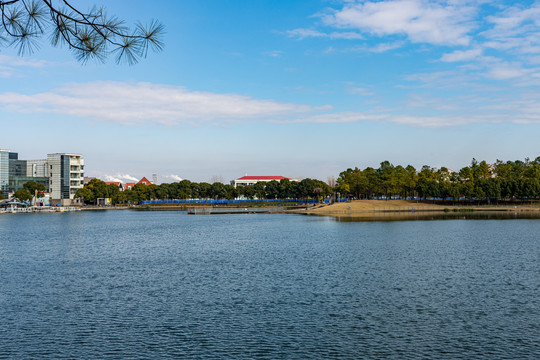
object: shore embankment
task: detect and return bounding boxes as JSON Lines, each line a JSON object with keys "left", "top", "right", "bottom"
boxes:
{"left": 287, "top": 200, "right": 540, "bottom": 218}
{"left": 77, "top": 200, "right": 540, "bottom": 217}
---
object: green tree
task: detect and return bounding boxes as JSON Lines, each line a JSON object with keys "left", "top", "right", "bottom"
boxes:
{"left": 313, "top": 180, "right": 331, "bottom": 202}
{"left": 394, "top": 165, "right": 408, "bottom": 199}
{"left": 337, "top": 167, "right": 367, "bottom": 199}
{"left": 253, "top": 182, "right": 266, "bottom": 199}
{"left": 13, "top": 188, "right": 32, "bottom": 202}
{"left": 147, "top": 184, "right": 160, "bottom": 199}
{"left": 459, "top": 166, "right": 474, "bottom": 183}
{"left": 114, "top": 190, "right": 128, "bottom": 204}
{"left": 86, "top": 178, "right": 108, "bottom": 199}
{"left": 224, "top": 184, "right": 237, "bottom": 200}
{"left": 477, "top": 178, "right": 500, "bottom": 200}
{"left": 416, "top": 166, "right": 435, "bottom": 199}
{"left": 210, "top": 182, "right": 226, "bottom": 200}
{"left": 297, "top": 178, "right": 315, "bottom": 199}
{"left": 175, "top": 180, "right": 192, "bottom": 199}
{"left": 265, "top": 180, "right": 280, "bottom": 199}
{"left": 404, "top": 165, "right": 418, "bottom": 198}
{"left": 106, "top": 184, "right": 120, "bottom": 202}
{"left": 377, "top": 161, "right": 397, "bottom": 198}
{"left": 459, "top": 182, "right": 475, "bottom": 199}
{"left": 156, "top": 183, "right": 171, "bottom": 200}
{"left": 241, "top": 184, "right": 255, "bottom": 199}
{"left": 132, "top": 183, "right": 149, "bottom": 201}
{"left": 195, "top": 182, "right": 212, "bottom": 199}
{"left": 331, "top": 155, "right": 540, "bottom": 200}
{"left": 334, "top": 183, "right": 350, "bottom": 200}
{"left": 494, "top": 160, "right": 511, "bottom": 180}
{"left": 0, "top": 0, "right": 164, "bottom": 64}
{"left": 23, "top": 181, "right": 46, "bottom": 196}
{"left": 74, "top": 187, "right": 94, "bottom": 204}
{"left": 279, "top": 178, "right": 294, "bottom": 199}
{"left": 363, "top": 167, "right": 378, "bottom": 199}
{"left": 476, "top": 160, "right": 492, "bottom": 180}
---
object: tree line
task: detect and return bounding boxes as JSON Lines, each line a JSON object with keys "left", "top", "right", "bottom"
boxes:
{"left": 335, "top": 157, "right": 540, "bottom": 200}
{"left": 72, "top": 156, "right": 540, "bottom": 205}
{"left": 74, "top": 178, "right": 331, "bottom": 205}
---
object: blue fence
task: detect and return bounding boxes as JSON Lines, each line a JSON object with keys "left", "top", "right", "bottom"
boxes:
{"left": 139, "top": 196, "right": 540, "bottom": 205}
{"left": 139, "top": 198, "right": 349, "bottom": 205}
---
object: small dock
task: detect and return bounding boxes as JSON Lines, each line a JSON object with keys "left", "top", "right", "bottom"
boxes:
{"left": 0, "top": 205, "right": 81, "bottom": 214}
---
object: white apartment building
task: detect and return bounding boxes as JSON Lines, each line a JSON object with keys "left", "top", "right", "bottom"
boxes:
{"left": 26, "top": 159, "right": 49, "bottom": 178}
{"left": 47, "top": 153, "right": 85, "bottom": 200}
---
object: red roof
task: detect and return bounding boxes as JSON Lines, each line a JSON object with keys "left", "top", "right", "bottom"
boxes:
{"left": 138, "top": 177, "right": 152, "bottom": 185}
{"left": 236, "top": 176, "right": 289, "bottom": 181}
{"left": 125, "top": 182, "right": 135, "bottom": 189}
{"left": 105, "top": 182, "right": 121, "bottom": 186}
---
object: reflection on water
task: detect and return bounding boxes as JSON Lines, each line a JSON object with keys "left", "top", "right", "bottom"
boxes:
{"left": 328, "top": 211, "right": 540, "bottom": 222}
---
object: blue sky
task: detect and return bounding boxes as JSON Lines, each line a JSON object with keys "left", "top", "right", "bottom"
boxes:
{"left": 1, "top": 0, "right": 540, "bottom": 183}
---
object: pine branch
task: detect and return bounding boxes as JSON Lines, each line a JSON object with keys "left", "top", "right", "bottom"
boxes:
{"left": 0, "top": 0, "right": 164, "bottom": 64}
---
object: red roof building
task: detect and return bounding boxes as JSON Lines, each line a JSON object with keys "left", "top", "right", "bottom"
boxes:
{"left": 138, "top": 177, "right": 153, "bottom": 186}
{"left": 125, "top": 182, "right": 136, "bottom": 190}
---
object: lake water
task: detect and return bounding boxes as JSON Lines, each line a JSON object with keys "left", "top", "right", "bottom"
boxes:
{"left": 1, "top": 211, "right": 539, "bottom": 359}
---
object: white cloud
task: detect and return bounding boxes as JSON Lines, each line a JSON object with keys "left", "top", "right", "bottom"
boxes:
{"left": 286, "top": 110, "right": 480, "bottom": 128}
{"left": 0, "top": 55, "right": 50, "bottom": 77}
{"left": 105, "top": 174, "right": 139, "bottom": 182}
{"left": 104, "top": 175, "right": 124, "bottom": 183}
{"left": 263, "top": 50, "right": 283, "bottom": 57}
{"left": 440, "top": 48, "right": 483, "bottom": 62}
{"left": 323, "top": 0, "right": 474, "bottom": 46}
{"left": 485, "top": 3, "right": 540, "bottom": 34}
{"left": 289, "top": 112, "right": 384, "bottom": 124}
{"left": 0, "top": 55, "right": 49, "bottom": 68}
{"left": 287, "top": 28, "right": 326, "bottom": 39}
{"left": 403, "top": 70, "right": 482, "bottom": 90}
{"left": 388, "top": 114, "right": 478, "bottom": 127}
{"left": 321, "top": 41, "right": 405, "bottom": 55}
{"left": 481, "top": 3, "right": 540, "bottom": 57}
{"left": 368, "top": 41, "right": 405, "bottom": 53}
{"left": 485, "top": 62, "right": 532, "bottom": 80}
{"left": 286, "top": 28, "right": 364, "bottom": 40}
{"left": 388, "top": 86, "right": 540, "bottom": 127}
{"left": 0, "top": 81, "right": 328, "bottom": 126}
{"left": 348, "top": 87, "right": 375, "bottom": 96}
{"left": 5, "top": 76, "right": 540, "bottom": 131}
{"left": 167, "top": 174, "right": 183, "bottom": 182}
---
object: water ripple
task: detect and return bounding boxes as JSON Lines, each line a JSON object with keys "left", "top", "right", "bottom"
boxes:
{"left": 0, "top": 213, "right": 539, "bottom": 359}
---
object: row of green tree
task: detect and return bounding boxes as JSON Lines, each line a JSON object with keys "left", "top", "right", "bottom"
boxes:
{"left": 335, "top": 157, "right": 540, "bottom": 200}
{"left": 75, "top": 178, "right": 332, "bottom": 205}
{"left": 72, "top": 156, "right": 540, "bottom": 205}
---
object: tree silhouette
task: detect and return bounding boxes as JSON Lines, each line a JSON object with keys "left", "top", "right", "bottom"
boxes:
{"left": 0, "top": 0, "right": 164, "bottom": 64}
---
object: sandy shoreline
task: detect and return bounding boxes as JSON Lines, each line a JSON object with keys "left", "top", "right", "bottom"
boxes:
{"left": 288, "top": 200, "right": 540, "bottom": 218}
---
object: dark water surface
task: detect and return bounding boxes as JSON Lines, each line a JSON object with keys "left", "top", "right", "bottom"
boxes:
{"left": 1, "top": 211, "right": 539, "bottom": 359}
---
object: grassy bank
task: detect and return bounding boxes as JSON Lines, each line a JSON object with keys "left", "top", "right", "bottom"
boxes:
{"left": 290, "top": 200, "right": 540, "bottom": 218}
